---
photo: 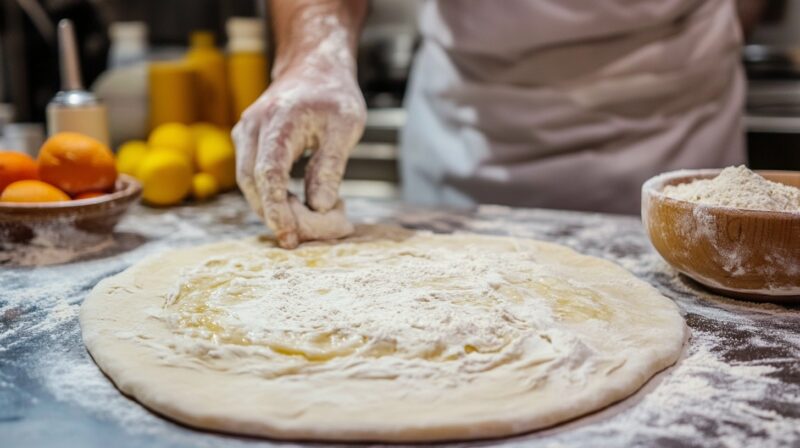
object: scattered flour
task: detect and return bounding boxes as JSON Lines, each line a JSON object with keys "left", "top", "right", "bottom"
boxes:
{"left": 4, "top": 198, "right": 799, "bottom": 447}
{"left": 662, "top": 165, "right": 800, "bottom": 212}
{"left": 0, "top": 223, "right": 116, "bottom": 267}
{"left": 37, "top": 300, "right": 79, "bottom": 333}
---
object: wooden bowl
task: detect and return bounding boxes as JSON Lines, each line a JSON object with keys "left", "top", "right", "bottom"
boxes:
{"left": 642, "top": 169, "right": 800, "bottom": 302}
{"left": 0, "top": 174, "right": 142, "bottom": 244}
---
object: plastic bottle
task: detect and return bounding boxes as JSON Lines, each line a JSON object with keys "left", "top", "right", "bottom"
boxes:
{"left": 96, "top": 22, "right": 149, "bottom": 145}
{"left": 226, "top": 18, "right": 268, "bottom": 122}
{"left": 93, "top": 64, "right": 148, "bottom": 146}
{"left": 148, "top": 61, "right": 198, "bottom": 128}
{"left": 186, "top": 31, "right": 230, "bottom": 127}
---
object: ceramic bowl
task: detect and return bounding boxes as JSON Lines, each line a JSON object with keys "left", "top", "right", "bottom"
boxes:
{"left": 0, "top": 174, "right": 142, "bottom": 244}
{"left": 642, "top": 169, "right": 800, "bottom": 302}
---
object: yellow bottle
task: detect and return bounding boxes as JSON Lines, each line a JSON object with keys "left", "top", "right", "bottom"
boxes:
{"left": 186, "top": 31, "right": 230, "bottom": 127}
{"left": 148, "top": 61, "right": 198, "bottom": 128}
{"left": 226, "top": 18, "right": 269, "bottom": 121}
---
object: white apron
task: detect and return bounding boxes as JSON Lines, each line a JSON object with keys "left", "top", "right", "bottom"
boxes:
{"left": 400, "top": 0, "right": 746, "bottom": 214}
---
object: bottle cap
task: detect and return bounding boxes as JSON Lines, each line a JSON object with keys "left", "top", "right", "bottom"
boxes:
{"left": 109, "top": 22, "right": 148, "bottom": 43}
{"left": 226, "top": 17, "right": 265, "bottom": 53}
{"left": 190, "top": 31, "right": 215, "bottom": 48}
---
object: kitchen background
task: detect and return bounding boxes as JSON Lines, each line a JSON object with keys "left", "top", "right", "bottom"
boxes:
{"left": 0, "top": 0, "right": 798, "bottom": 201}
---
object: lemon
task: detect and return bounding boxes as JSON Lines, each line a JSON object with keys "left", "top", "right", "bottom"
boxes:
{"left": 196, "top": 131, "right": 236, "bottom": 190}
{"left": 148, "top": 123, "right": 195, "bottom": 166}
{"left": 192, "top": 172, "right": 219, "bottom": 201}
{"left": 115, "top": 140, "right": 149, "bottom": 176}
{"left": 190, "top": 122, "right": 222, "bottom": 142}
{"left": 136, "top": 150, "right": 193, "bottom": 206}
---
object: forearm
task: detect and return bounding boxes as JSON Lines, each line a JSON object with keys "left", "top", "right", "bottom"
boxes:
{"left": 270, "top": 0, "right": 368, "bottom": 79}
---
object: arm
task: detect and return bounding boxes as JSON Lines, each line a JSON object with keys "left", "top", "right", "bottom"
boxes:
{"left": 271, "top": 0, "right": 366, "bottom": 78}
{"left": 234, "top": 0, "right": 368, "bottom": 249}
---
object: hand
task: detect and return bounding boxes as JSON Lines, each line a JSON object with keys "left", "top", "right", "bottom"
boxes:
{"left": 233, "top": 2, "right": 367, "bottom": 249}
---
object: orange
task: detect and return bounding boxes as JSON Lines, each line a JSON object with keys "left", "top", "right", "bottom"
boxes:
{"left": 0, "top": 151, "right": 39, "bottom": 193}
{"left": 74, "top": 191, "right": 106, "bottom": 200}
{"left": 38, "top": 132, "right": 117, "bottom": 195}
{"left": 0, "top": 180, "right": 70, "bottom": 203}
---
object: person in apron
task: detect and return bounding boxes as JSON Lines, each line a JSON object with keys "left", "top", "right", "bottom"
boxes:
{"left": 402, "top": 0, "right": 745, "bottom": 213}
{"left": 233, "top": 0, "right": 745, "bottom": 248}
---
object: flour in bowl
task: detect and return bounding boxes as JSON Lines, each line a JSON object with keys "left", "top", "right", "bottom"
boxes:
{"left": 662, "top": 165, "right": 800, "bottom": 212}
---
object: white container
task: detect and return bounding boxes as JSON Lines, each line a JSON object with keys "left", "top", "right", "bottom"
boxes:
{"left": 92, "top": 64, "right": 148, "bottom": 146}
{"left": 108, "top": 21, "right": 148, "bottom": 68}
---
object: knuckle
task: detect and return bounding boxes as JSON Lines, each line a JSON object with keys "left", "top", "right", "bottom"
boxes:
{"left": 241, "top": 94, "right": 279, "bottom": 122}
{"left": 240, "top": 105, "right": 259, "bottom": 122}
{"left": 231, "top": 121, "right": 244, "bottom": 136}
{"left": 235, "top": 160, "right": 251, "bottom": 183}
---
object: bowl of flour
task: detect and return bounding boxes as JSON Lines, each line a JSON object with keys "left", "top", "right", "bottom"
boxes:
{"left": 642, "top": 166, "right": 800, "bottom": 301}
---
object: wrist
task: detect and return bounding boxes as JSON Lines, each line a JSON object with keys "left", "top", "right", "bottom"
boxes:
{"left": 274, "top": 44, "right": 356, "bottom": 82}
{"left": 272, "top": 1, "right": 362, "bottom": 80}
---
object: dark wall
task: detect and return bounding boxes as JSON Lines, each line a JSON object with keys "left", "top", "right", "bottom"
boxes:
{"left": 0, "top": 0, "right": 258, "bottom": 123}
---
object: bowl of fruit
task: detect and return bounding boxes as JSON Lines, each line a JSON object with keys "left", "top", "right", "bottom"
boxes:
{"left": 0, "top": 132, "right": 141, "bottom": 244}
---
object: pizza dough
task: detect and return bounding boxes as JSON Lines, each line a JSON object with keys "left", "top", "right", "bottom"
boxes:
{"left": 80, "top": 225, "right": 687, "bottom": 442}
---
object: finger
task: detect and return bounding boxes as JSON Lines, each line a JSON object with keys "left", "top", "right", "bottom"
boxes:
{"left": 254, "top": 118, "right": 307, "bottom": 249}
{"left": 289, "top": 196, "right": 354, "bottom": 242}
{"left": 274, "top": 195, "right": 300, "bottom": 249}
{"left": 232, "top": 121, "right": 263, "bottom": 219}
{"left": 304, "top": 130, "right": 352, "bottom": 213}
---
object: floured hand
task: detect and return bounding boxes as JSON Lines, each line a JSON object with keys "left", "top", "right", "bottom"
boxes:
{"left": 233, "top": 1, "right": 367, "bottom": 249}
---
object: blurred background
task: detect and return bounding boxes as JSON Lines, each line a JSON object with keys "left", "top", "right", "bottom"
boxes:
{"left": 0, "top": 0, "right": 798, "bottom": 201}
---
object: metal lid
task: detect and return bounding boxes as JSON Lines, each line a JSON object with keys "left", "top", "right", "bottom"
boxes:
{"left": 49, "top": 90, "right": 100, "bottom": 107}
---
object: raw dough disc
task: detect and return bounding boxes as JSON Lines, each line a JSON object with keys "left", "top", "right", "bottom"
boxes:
{"left": 80, "top": 225, "right": 687, "bottom": 442}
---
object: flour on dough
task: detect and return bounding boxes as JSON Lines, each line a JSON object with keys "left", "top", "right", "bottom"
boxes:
{"left": 80, "top": 225, "right": 687, "bottom": 442}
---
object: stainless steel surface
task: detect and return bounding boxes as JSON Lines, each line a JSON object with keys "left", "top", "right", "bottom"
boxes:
{"left": 747, "top": 80, "right": 800, "bottom": 117}
{"left": 363, "top": 108, "right": 406, "bottom": 144}
{"left": 746, "top": 114, "right": 800, "bottom": 133}
{"left": 289, "top": 179, "right": 401, "bottom": 201}
{"left": 745, "top": 80, "right": 800, "bottom": 169}
{"left": 742, "top": 44, "right": 800, "bottom": 80}
{"left": 352, "top": 108, "right": 404, "bottom": 182}
{"left": 2, "top": 194, "right": 799, "bottom": 447}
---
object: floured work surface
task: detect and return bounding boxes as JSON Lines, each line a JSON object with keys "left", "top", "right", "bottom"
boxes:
{"left": 3, "top": 195, "right": 799, "bottom": 447}
{"left": 80, "top": 225, "right": 686, "bottom": 442}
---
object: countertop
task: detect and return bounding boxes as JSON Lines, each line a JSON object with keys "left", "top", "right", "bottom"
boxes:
{"left": 2, "top": 194, "right": 799, "bottom": 447}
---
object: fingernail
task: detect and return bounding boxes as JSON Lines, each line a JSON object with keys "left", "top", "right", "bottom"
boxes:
{"left": 308, "top": 185, "right": 337, "bottom": 213}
